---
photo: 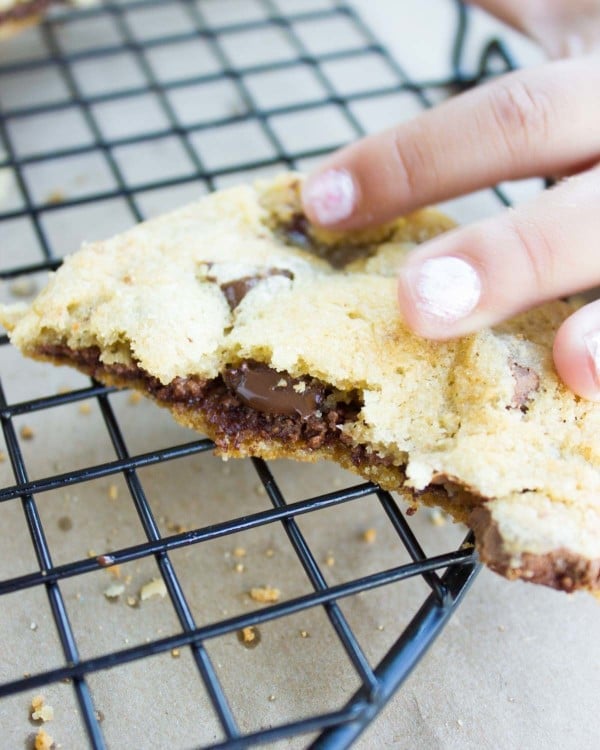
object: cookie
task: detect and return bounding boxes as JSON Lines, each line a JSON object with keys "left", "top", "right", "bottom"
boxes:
{"left": 0, "top": 0, "right": 92, "bottom": 38}
{"left": 1, "top": 173, "right": 598, "bottom": 594}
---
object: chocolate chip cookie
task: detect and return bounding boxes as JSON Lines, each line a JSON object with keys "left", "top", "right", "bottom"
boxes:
{"left": 2, "top": 173, "right": 598, "bottom": 593}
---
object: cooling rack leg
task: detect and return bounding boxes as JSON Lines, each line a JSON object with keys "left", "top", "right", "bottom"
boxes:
{"left": 310, "top": 558, "right": 480, "bottom": 749}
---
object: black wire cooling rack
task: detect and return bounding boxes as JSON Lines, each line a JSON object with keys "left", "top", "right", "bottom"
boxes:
{"left": 0, "top": 1, "right": 520, "bottom": 748}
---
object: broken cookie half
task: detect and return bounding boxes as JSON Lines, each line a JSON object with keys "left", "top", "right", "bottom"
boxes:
{"left": 1, "top": 173, "right": 599, "bottom": 594}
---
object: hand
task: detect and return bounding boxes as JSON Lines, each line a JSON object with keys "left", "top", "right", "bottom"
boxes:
{"left": 301, "top": 2, "right": 600, "bottom": 401}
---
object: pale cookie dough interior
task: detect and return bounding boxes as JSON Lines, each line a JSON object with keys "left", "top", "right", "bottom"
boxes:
{"left": 1, "top": 173, "right": 598, "bottom": 594}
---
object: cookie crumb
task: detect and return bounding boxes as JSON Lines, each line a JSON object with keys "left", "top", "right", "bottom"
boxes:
{"left": 299, "top": 630, "right": 310, "bottom": 639}
{"left": 268, "top": 694, "right": 276, "bottom": 702}
{"left": 166, "top": 520, "right": 188, "bottom": 533}
{"left": 361, "top": 528, "right": 376, "bottom": 544}
{"left": 376, "top": 624, "right": 385, "bottom": 631}
{"left": 103, "top": 582, "right": 125, "bottom": 600}
{"left": 406, "top": 505, "right": 418, "bottom": 516}
{"left": 324, "top": 552, "right": 335, "bottom": 567}
{"left": 171, "top": 648, "right": 181, "bottom": 658}
{"left": 233, "top": 547, "right": 246, "bottom": 558}
{"left": 107, "top": 484, "right": 119, "bottom": 501}
{"left": 127, "top": 391, "right": 142, "bottom": 405}
{"left": 249, "top": 586, "right": 280, "bottom": 603}
{"left": 30, "top": 621, "right": 38, "bottom": 631}
{"left": 45, "top": 189, "right": 65, "bottom": 205}
{"left": 78, "top": 402, "right": 92, "bottom": 416}
{"left": 265, "top": 548, "right": 275, "bottom": 558}
{"left": 126, "top": 596, "right": 138, "bottom": 608}
{"left": 140, "top": 578, "right": 167, "bottom": 601}
{"left": 34, "top": 728, "right": 54, "bottom": 750}
{"left": 0, "top": 450, "right": 5, "bottom": 462}
{"left": 237, "top": 626, "right": 261, "bottom": 648}
{"left": 20, "top": 425, "right": 35, "bottom": 440}
{"left": 9, "top": 276, "right": 37, "bottom": 298}
{"left": 234, "top": 562, "right": 245, "bottom": 573}
{"left": 31, "top": 696, "right": 54, "bottom": 723}
{"left": 106, "top": 564, "right": 121, "bottom": 579}
{"left": 254, "top": 483, "right": 266, "bottom": 497}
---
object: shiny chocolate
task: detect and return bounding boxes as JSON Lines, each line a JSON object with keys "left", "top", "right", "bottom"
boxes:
{"left": 224, "top": 361, "right": 325, "bottom": 418}
{"left": 218, "top": 269, "right": 293, "bottom": 311}
{"left": 220, "top": 276, "right": 261, "bottom": 310}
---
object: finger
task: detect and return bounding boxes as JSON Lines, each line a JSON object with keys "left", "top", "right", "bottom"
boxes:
{"left": 302, "top": 56, "right": 600, "bottom": 229}
{"left": 553, "top": 299, "right": 600, "bottom": 401}
{"left": 468, "top": 0, "right": 600, "bottom": 59}
{"left": 395, "top": 166, "right": 600, "bottom": 339}
{"left": 465, "top": 0, "right": 538, "bottom": 37}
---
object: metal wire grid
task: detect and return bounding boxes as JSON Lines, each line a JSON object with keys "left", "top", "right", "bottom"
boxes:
{"left": 0, "top": 1, "right": 517, "bottom": 747}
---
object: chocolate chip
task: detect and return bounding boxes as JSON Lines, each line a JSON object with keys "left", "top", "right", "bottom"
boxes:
{"left": 207, "top": 269, "right": 293, "bottom": 311}
{"left": 224, "top": 361, "right": 325, "bottom": 418}
{"left": 220, "top": 269, "right": 292, "bottom": 310}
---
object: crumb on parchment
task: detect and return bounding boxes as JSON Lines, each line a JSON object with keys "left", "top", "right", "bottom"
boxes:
{"left": 31, "top": 695, "right": 54, "bottom": 722}
{"left": 20, "top": 425, "right": 35, "bottom": 440}
{"left": 361, "top": 528, "right": 376, "bottom": 544}
{"left": 140, "top": 578, "right": 167, "bottom": 601}
{"left": 249, "top": 586, "right": 280, "bottom": 603}
{"left": 34, "top": 728, "right": 54, "bottom": 750}
{"left": 103, "top": 582, "right": 125, "bottom": 600}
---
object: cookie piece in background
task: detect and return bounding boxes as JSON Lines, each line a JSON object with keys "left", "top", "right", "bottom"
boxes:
{"left": 1, "top": 173, "right": 598, "bottom": 594}
{"left": 0, "top": 0, "right": 93, "bottom": 39}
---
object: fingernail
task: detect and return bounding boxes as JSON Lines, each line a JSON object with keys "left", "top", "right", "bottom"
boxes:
{"left": 303, "top": 169, "right": 356, "bottom": 225}
{"left": 584, "top": 330, "right": 600, "bottom": 388}
{"left": 410, "top": 257, "right": 482, "bottom": 324}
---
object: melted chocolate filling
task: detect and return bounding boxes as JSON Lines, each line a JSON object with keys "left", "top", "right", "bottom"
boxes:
{"left": 37, "top": 345, "right": 378, "bottom": 463}
{"left": 223, "top": 361, "right": 325, "bottom": 418}
{"left": 278, "top": 212, "right": 392, "bottom": 269}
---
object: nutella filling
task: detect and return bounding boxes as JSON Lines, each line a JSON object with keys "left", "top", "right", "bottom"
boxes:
{"left": 223, "top": 361, "right": 325, "bottom": 418}
{"left": 35, "top": 345, "right": 382, "bottom": 466}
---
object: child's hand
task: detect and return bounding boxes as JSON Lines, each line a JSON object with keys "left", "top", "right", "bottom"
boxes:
{"left": 301, "top": 2, "right": 600, "bottom": 401}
